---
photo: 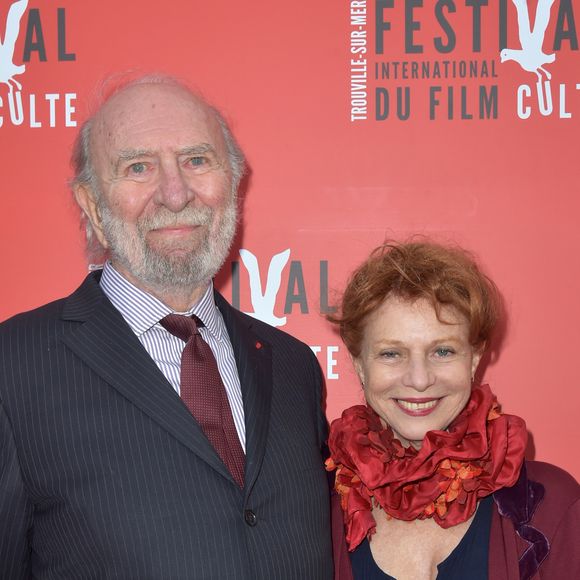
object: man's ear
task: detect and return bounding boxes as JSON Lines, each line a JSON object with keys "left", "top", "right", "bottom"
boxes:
{"left": 73, "top": 184, "right": 108, "bottom": 249}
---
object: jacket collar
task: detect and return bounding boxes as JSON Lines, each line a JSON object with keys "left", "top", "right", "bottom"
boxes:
{"left": 61, "top": 272, "right": 273, "bottom": 495}
{"left": 493, "top": 462, "right": 548, "bottom": 580}
{"left": 214, "top": 290, "right": 273, "bottom": 496}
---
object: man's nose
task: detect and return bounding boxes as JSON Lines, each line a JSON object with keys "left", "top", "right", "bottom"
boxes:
{"left": 154, "top": 161, "right": 193, "bottom": 212}
{"left": 402, "top": 357, "right": 435, "bottom": 391}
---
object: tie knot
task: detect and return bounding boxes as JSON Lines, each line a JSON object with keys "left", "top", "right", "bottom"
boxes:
{"left": 160, "top": 314, "right": 204, "bottom": 343}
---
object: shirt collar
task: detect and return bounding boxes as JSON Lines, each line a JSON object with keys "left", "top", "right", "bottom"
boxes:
{"left": 99, "top": 262, "right": 222, "bottom": 340}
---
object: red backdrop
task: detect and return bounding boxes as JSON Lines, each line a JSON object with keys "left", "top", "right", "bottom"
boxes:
{"left": 1, "top": 0, "right": 579, "bottom": 479}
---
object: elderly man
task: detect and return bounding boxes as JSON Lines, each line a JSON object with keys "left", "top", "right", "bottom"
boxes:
{"left": 0, "top": 77, "right": 333, "bottom": 579}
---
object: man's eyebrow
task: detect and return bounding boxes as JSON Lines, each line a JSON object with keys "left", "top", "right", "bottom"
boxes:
{"left": 177, "top": 143, "right": 217, "bottom": 156}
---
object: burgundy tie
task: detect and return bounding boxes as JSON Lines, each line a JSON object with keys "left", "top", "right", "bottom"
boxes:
{"left": 160, "top": 314, "right": 245, "bottom": 488}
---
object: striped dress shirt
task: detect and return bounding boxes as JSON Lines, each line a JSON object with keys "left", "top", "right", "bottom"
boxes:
{"left": 99, "top": 262, "right": 246, "bottom": 451}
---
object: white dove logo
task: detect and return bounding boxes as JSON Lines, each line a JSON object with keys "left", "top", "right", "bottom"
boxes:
{"left": 500, "top": 0, "right": 556, "bottom": 81}
{"left": 239, "top": 248, "right": 291, "bottom": 327}
{"left": 0, "top": 0, "right": 28, "bottom": 92}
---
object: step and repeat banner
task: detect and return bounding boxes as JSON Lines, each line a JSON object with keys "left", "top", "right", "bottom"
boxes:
{"left": 1, "top": 0, "right": 578, "bottom": 478}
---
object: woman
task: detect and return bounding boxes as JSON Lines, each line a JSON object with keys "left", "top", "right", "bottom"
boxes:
{"left": 327, "top": 242, "right": 579, "bottom": 580}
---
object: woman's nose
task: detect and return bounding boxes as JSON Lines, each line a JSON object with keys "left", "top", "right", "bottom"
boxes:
{"left": 402, "top": 357, "right": 435, "bottom": 391}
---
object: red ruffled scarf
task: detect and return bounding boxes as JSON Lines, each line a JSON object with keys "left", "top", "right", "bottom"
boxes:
{"left": 326, "top": 384, "right": 527, "bottom": 551}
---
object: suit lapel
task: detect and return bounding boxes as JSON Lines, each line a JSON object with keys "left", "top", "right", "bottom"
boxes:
{"left": 60, "top": 273, "right": 234, "bottom": 484}
{"left": 215, "top": 292, "right": 273, "bottom": 496}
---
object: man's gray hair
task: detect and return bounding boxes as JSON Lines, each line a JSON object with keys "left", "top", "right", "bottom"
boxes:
{"left": 70, "top": 73, "right": 246, "bottom": 264}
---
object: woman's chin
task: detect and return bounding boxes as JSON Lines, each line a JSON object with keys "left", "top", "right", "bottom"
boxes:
{"left": 393, "top": 422, "right": 445, "bottom": 450}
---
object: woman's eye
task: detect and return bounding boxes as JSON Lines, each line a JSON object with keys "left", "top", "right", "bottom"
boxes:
{"left": 435, "top": 347, "right": 454, "bottom": 357}
{"left": 380, "top": 350, "right": 399, "bottom": 359}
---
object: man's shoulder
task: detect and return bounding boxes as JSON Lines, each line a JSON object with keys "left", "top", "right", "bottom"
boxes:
{"left": 242, "top": 309, "right": 309, "bottom": 347}
{"left": 1, "top": 296, "right": 68, "bottom": 333}
{"left": 217, "top": 294, "right": 314, "bottom": 352}
{"left": 0, "top": 298, "right": 71, "bottom": 378}
{"left": 0, "top": 273, "right": 101, "bottom": 336}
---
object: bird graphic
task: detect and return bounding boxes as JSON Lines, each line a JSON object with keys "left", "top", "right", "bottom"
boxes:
{"left": 0, "top": 0, "right": 28, "bottom": 92}
{"left": 500, "top": 0, "right": 556, "bottom": 81}
{"left": 239, "top": 248, "right": 291, "bottom": 327}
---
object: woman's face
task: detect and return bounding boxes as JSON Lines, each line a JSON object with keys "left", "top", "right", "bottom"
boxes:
{"left": 354, "top": 296, "right": 482, "bottom": 450}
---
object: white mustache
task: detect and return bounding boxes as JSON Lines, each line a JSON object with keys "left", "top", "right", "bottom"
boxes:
{"left": 139, "top": 206, "right": 213, "bottom": 230}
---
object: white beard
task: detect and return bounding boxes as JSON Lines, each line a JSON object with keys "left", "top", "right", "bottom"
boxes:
{"left": 98, "top": 199, "right": 237, "bottom": 293}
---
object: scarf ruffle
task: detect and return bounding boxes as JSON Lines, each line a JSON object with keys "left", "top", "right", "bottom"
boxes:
{"left": 326, "top": 384, "right": 527, "bottom": 551}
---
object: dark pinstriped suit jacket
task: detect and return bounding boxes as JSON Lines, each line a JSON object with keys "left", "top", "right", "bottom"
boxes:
{"left": 0, "top": 272, "right": 333, "bottom": 579}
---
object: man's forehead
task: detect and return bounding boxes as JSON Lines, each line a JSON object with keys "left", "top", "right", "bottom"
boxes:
{"left": 98, "top": 82, "right": 208, "bottom": 118}
{"left": 91, "top": 83, "right": 221, "bottom": 152}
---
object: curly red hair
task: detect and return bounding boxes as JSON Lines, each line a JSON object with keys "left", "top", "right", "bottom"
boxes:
{"left": 329, "top": 242, "right": 501, "bottom": 358}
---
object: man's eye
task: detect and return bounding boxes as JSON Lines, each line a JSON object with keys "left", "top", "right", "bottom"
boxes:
{"left": 129, "top": 162, "right": 147, "bottom": 174}
{"left": 185, "top": 154, "right": 219, "bottom": 173}
{"left": 189, "top": 156, "right": 208, "bottom": 168}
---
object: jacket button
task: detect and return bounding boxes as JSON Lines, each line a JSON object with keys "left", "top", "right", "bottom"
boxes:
{"left": 244, "top": 509, "right": 257, "bottom": 527}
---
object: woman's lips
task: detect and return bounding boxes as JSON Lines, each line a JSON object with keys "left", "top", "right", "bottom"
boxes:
{"left": 395, "top": 398, "right": 441, "bottom": 416}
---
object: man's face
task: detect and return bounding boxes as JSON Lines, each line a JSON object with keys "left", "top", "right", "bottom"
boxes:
{"left": 86, "top": 83, "right": 237, "bottom": 294}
